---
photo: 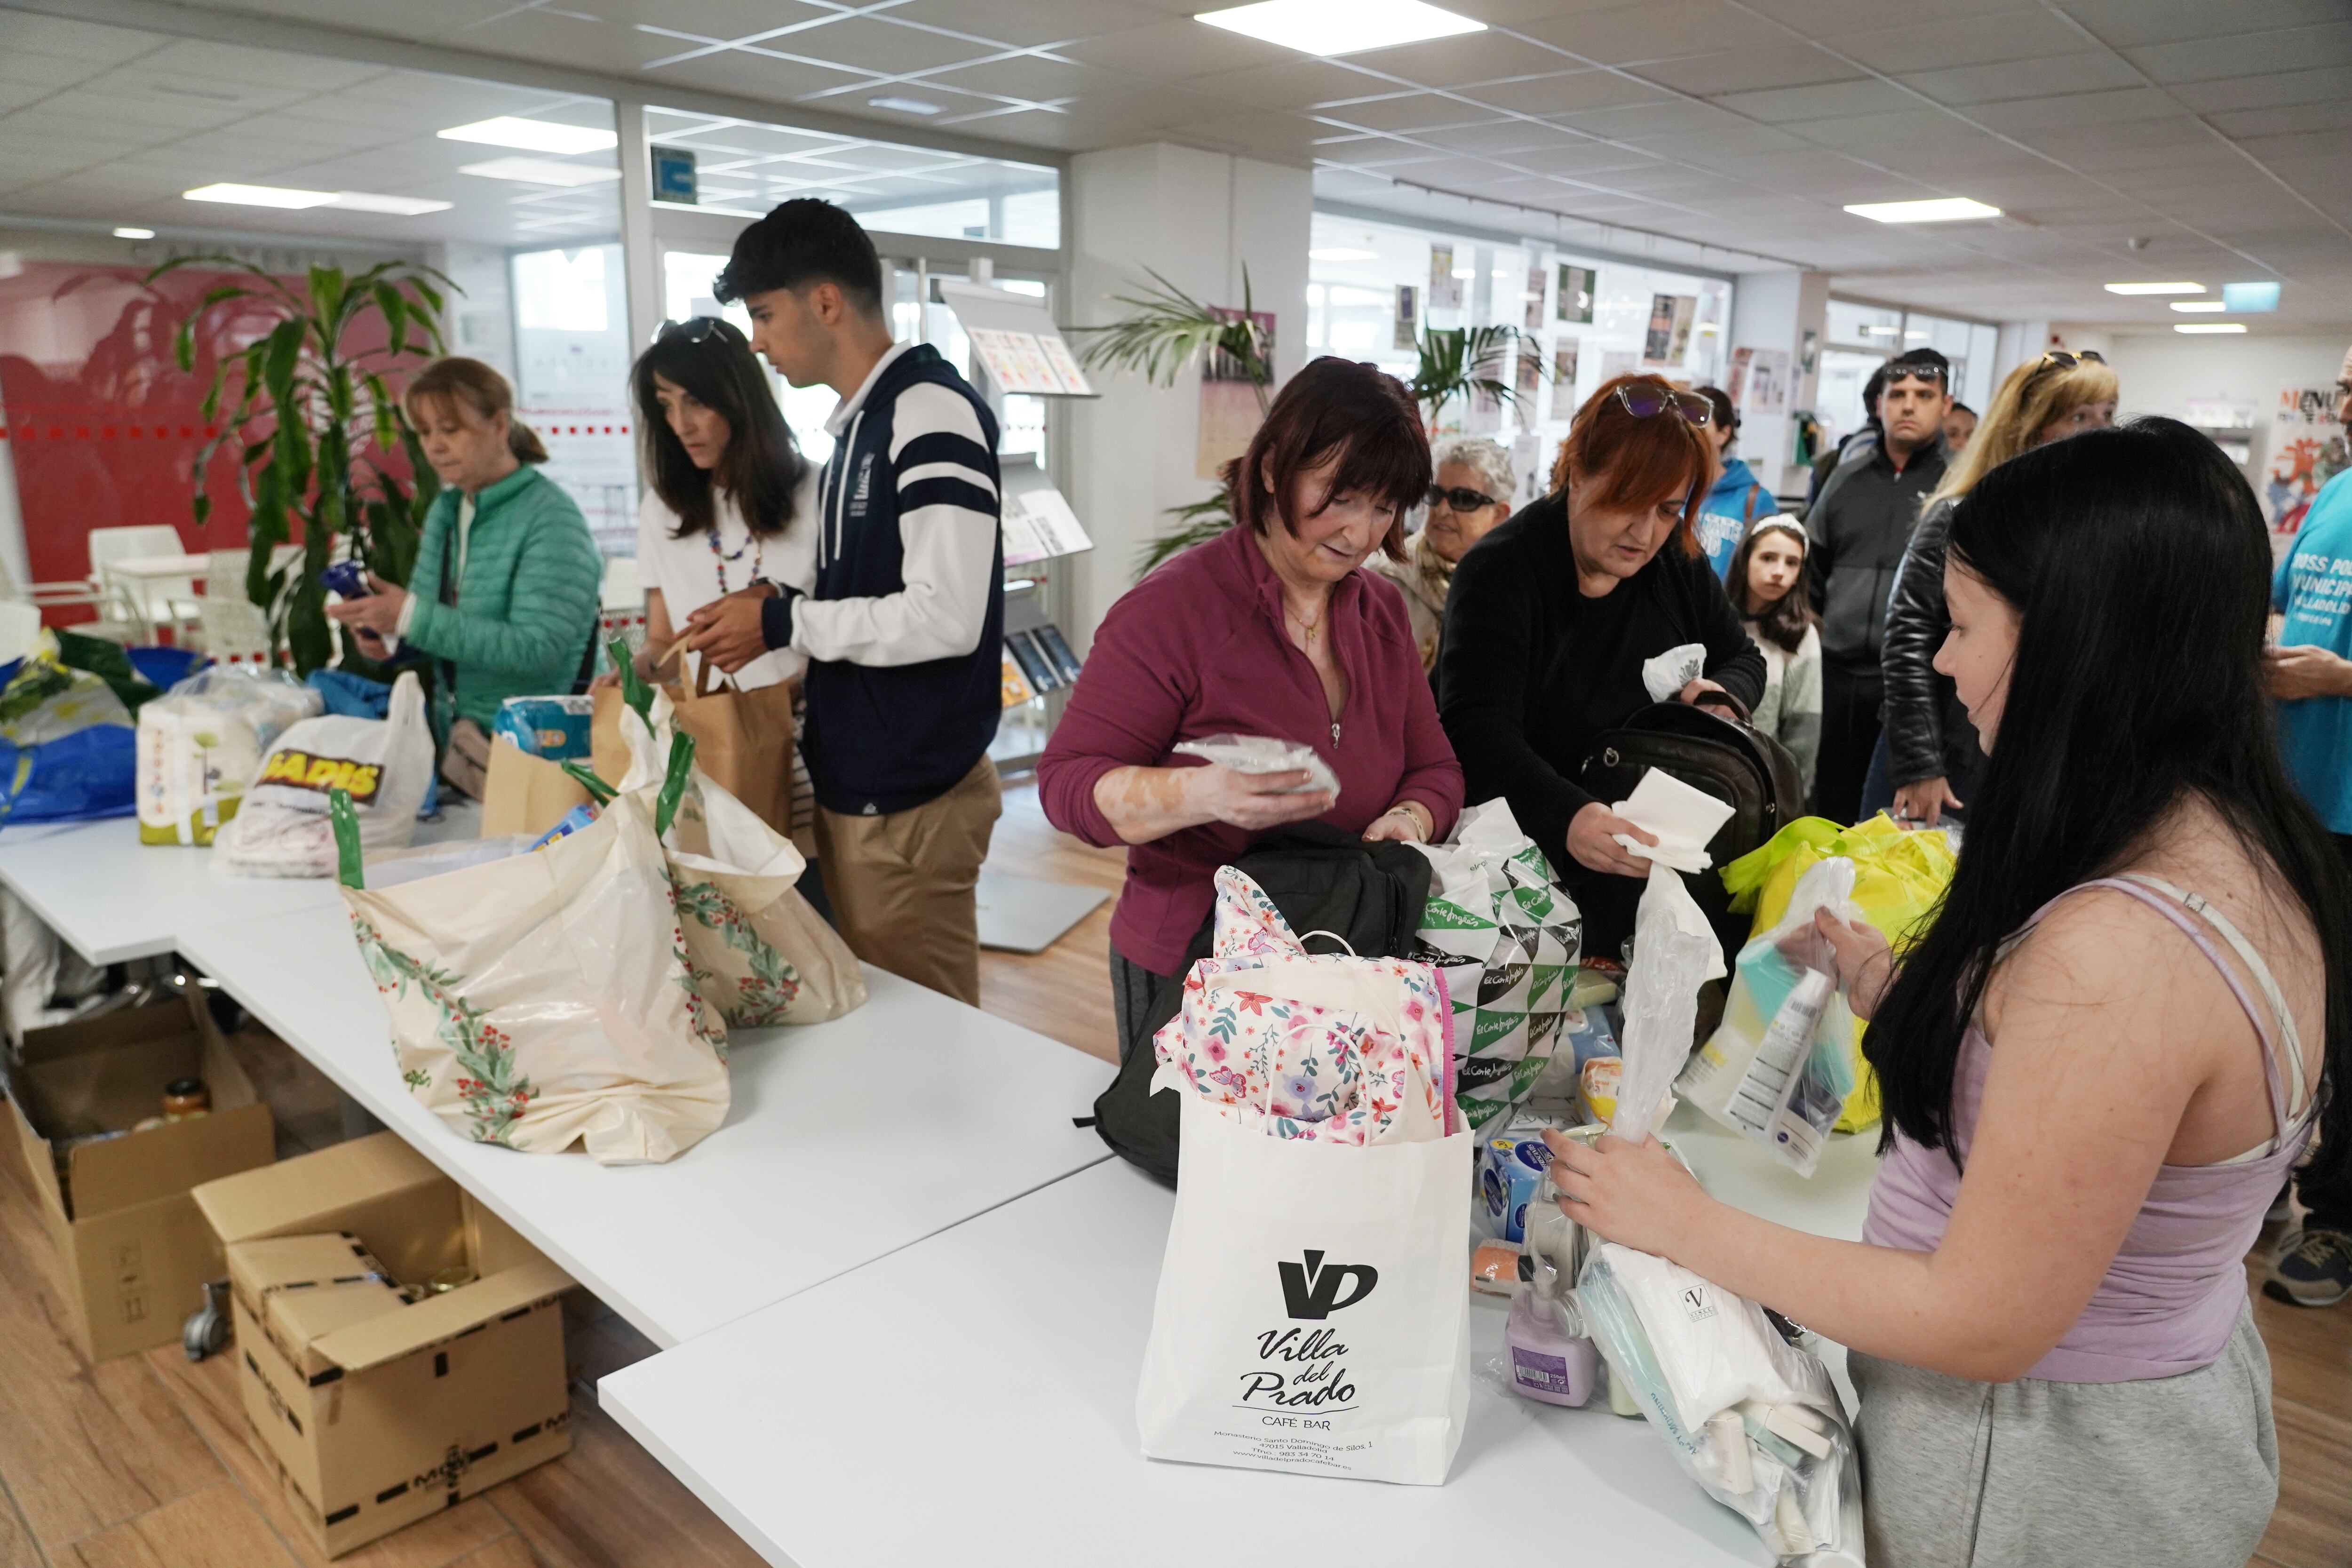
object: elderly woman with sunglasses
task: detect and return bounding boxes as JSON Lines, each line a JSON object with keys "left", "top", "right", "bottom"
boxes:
{"left": 1368, "top": 436, "right": 1514, "bottom": 672}
{"left": 1439, "top": 374, "right": 1764, "bottom": 960}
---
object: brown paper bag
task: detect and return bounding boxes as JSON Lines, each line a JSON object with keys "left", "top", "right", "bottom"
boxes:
{"left": 480, "top": 736, "right": 593, "bottom": 838}
{"left": 592, "top": 658, "right": 799, "bottom": 842}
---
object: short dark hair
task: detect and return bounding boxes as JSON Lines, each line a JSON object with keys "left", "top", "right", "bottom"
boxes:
{"left": 1697, "top": 384, "right": 1738, "bottom": 432}
{"left": 1230, "top": 357, "right": 1429, "bottom": 562}
{"left": 714, "top": 199, "right": 884, "bottom": 316}
{"left": 1950, "top": 400, "right": 1977, "bottom": 418}
{"left": 632, "top": 318, "right": 806, "bottom": 541}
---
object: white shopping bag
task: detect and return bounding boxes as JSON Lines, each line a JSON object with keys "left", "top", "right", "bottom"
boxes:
{"left": 1136, "top": 1092, "right": 1473, "bottom": 1485}
{"left": 218, "top": 671, "right": 434, "bottom": 876}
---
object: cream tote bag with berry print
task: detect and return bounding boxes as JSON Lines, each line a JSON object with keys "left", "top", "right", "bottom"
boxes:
{"left": 341, "top": 783, "right": 732, "bottom": 1166}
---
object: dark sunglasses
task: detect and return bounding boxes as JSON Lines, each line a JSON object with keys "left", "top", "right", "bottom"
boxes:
{"left": 1426, "top": 483, "right": 1498, "bottom": 513}
{"left": 2029, "top": 349, "right": 2105, "bottom": 377}
{"left": 1614, "top": 382, "right": 1712, "bottom": 427}
{"left": 658, "top": 316, "right": 727, "bottom": 343}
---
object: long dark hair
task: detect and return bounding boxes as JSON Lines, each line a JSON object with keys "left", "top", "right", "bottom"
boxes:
{"left": 1231, "top": 356, "right": 1429, "bottom": 562}
{"left": 631, "top": 318, "right": 804, "bottom": 539}
{"left": 1725, "top": 519, "right": 1817, "bottom": 653}
{"left": 1866, "top": 419, "right": 2351, "bottom": 1189}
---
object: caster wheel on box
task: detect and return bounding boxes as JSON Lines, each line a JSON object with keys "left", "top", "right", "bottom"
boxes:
{"left": 183, "top": 1279, "right": 230, "bottom": 1362}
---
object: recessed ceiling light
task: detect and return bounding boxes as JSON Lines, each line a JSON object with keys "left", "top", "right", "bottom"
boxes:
{"left": 2105, "top": 281, "right": 2203, "bottom": 295}
{"left": 113, "top": 226, "right": 154, "bottom": 239}
{"left": 458, "top": 158, "right": 621, "bottom": 187}
{"left": 1309, "top": 247, "right": 1375, "bottom": 261}
{"left": 1842, "top": 197, "right": 2001, "bottom": 223}
{"left": 2222, "top": 280, "right": 2281, "bottom": 312}
{"left": 185, "top": 182, "right": 337, "bottom": 209}
{"left": 867, "top": 96, "right": 942, "bottom": 115}
{"left": 1195, "top": 0, "right": 1484, "bottom": 57}
{"left": 2170, "top": 300, "right": 2227, "bottom": 313}
{"left": 2175, "top": 323, "right": 2247, "bottom": 334}
{"left": 438, "top": 117, "right": 617, "bottom": 155}
{"left": 327, "top": 192, "right": 453, "bottom": 215}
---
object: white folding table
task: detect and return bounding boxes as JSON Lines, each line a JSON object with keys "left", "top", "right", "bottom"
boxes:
{"left": 173, "top": 905, "right": 1114, "bottom": 1349}
{"left": 599, "top": 1109, "right": 1881, "bottom": 1568}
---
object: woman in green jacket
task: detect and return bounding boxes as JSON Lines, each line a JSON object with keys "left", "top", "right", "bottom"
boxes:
{"left": 329, "top": 357, "right": 604, "bottom": 793}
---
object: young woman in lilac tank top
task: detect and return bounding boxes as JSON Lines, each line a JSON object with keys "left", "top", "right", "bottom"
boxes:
{"left": 1544, "top": 420, "right": 2351, "bottom": 1568}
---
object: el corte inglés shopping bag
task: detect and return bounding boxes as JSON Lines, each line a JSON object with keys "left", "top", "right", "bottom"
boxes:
{"left": 1136, "top": 868, "right": 1471, "bottom": 1486}
{"left": 1409, "top": 799, "right": 1583, "bottom": 1133}
{"left": 333, "top": 740, "right": 731, "bottom": 1165}
{"left": 609, "top": 676, "right": 864, "bottom": 1027}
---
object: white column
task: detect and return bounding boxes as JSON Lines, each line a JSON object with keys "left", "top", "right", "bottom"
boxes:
{"left": 1062, "top": 144, "right": 1311, "bottom": 651}
{"left": 1994, "top": 320, "right": 2052, "bottom": 384}
{"left": 615, "top": 99, "right": 663, "bottom": 353}
{"left": 1726, "top": 268, "right": 1829, "bottom": 497}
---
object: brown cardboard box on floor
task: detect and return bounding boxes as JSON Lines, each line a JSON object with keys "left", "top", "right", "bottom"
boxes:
{"left": 1, "top": 992, "right": 275, "bottom": 1361}
{"left": 192, "top": 1132, "right": 575, "bottom": 1558}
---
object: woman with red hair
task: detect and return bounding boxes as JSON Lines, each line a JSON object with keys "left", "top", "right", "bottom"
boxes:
{"left": 1439, "top": 374, "right": 1764, "bottom": 959}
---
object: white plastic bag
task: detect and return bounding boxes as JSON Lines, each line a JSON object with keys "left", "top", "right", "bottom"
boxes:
{"left": 1171, "top": 732, "right": 1340, "bottom": 798}
{"left": 1612, "top": 863, "right": 1724, "bottom": 1145}
{"left": 1679, "top": 859, "right": 1862, "bottom": 1176}
{"left": 614, "top": 693, "right": 866, "bottom": 1027}
{"left": 1579, "top": 1242, "right": 1865, "bottom": 1565}
{"left": 217, "top": 672, "right": 433, "bottom": 877}
{"left": 1410, "top": 800, "right": 1582, "bottom": 1132}
{"left": 135, "top": 667, "right": 320, "bottom": 845}
{"left": 339, "top": 745, "right": 731, "bottom": 1166}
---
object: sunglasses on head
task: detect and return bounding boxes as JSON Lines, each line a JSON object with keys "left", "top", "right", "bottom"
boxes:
{"left": 1426, "top": 483, "right": 1497, "bottom": 513}
{"left": 2030, "top": 349, "right": 2105, "bottom": 377}
{"left": 1614, "top": 382, "right": 1713, "bottom": 427}
{"left": 658, "top": 316, "right": 727, "bottom": 344}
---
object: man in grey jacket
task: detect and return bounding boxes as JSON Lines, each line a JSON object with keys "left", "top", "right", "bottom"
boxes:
{"left": 1804, "top": 349, "right": 1951, "bottom": 824}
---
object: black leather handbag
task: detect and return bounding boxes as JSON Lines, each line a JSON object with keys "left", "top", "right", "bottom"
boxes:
{"left": 1576, "top": 701, "right": 1808, "bottom": 870}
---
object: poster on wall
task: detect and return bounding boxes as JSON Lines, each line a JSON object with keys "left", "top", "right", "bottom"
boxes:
{"left": 1552, "top": 343, "right": 1580, "bottom": 415}
{"left": 1643, "top": 294, "right": 1677, "bottom": 364}
{"left": 1523, "top": 266, "right": 1547, "bottom": 331}
{"left": 1428, "top": 245, "right": 1463, "bottom": 312}
{"left": 1666, "top": 295, "right": 1698, "bottom": 366}
{"left": 1728, "top": 347, "right": 1792, "bottom": 416}
{"left": 2267, "top": 381, "right": 2350, "bottom": 535}
{"left": 1514, "top": 344, "right": 1542, "bottom": 403}
{"left": 1393, "top": 284, "right": 1419, "bottom": 350}
{"left": 1195, "top": 306, "right": 1276, "bottom": 480}
{"left": 1556, "top": 264, "right": 1594, "bottom": 325}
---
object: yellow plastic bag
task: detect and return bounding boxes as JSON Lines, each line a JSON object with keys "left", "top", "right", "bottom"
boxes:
{"left": 1717, "top": 816, "right": 1958, "bottom": 1132}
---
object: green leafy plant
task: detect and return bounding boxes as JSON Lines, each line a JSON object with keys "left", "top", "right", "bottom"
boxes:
{"left": 1133, "top": 493, "right": 1235, "bottom": 579}
{"left": 1411, "top": 324, "right": 1536, "bottom": 430}
{"left": 1070, "top": 266, "right": 1273, "bottom": 412}
{"left": 152, "top": 256, "right": 453, "bottom": 675}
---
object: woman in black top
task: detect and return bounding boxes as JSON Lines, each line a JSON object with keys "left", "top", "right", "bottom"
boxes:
{"left": 1439, "top": 374, "right": 1765, "bottom": 959}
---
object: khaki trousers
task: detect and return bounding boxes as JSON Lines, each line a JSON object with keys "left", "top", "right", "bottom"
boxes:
{"left": 813, "top": 756, "right": 1001, "bottom": 1008}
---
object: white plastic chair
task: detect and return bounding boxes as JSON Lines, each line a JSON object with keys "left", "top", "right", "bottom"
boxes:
{"left": 0, "top": 548, "right": 117, "bottom": 627}
{"left": 0, "top": 600, "right": 41, "bottom": 663}
{"left": 87, "top": 525, "right": 197, "bottom": 643}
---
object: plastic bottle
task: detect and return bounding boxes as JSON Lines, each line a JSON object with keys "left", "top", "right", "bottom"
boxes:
{"left": 1505, "top": 1287, "right": 1599, "bottom": 1407}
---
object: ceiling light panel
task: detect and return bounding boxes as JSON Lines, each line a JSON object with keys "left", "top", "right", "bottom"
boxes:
{"left": 2105, "top": 281, "right": 2203, "bottom": 294}
{"left": 459, "top": 158, "right": 621, "bottom": 187}
{"left": 2175, "top": 323, "right": 2247, "bottom": 334}
{"left": 184, "top": 182, "right": 336, "bottom": 209}
{"left": 1842, "top": 198, "right": 2001, "bottom": 223}
{"left": 1195, "top": 0, "right": 1485, "bottom": 57}
{"left": 2170, "top": 300, "right": 2226, "bottom": 313}
{"left": 438, "top": 117, "right": 617, "bottom": 154}
{"left": 328, "top": 192, "right": 453, "bottom": 215}
{"left": 113, "top": 226, "right": 154, "bottom": 239}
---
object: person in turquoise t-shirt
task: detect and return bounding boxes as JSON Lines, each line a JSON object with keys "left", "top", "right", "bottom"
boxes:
{"left": 2261, "top": 344, "right": 2352, "bottom": 1312}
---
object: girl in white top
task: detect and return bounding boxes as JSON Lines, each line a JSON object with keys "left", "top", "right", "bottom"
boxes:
{"left": 629, "top": 317, "right": 818, "bottom": 690}
{"left": 1725, "top": 517, "right": 1823, "bottom": 790}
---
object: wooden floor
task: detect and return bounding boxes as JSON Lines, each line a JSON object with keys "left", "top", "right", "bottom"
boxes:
{"left": 0, "top": 780, "right": 2343, "bottom": 1567}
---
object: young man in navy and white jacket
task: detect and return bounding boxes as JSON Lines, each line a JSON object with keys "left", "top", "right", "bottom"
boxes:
{"left": 685, "top": 199, "right": 1003, "bottom": 1007}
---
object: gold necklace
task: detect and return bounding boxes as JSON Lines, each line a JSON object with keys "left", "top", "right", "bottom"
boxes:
{"left": 1286, "top": 599, "right": 1324, "bottom": 649}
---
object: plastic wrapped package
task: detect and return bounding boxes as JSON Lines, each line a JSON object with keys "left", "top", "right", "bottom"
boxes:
{"left": 215, "top": 673, "right": 434, "bottom": 877}
{"left": 1579, "top": 1242, "right": 1866, "bottom": 1565}
{"left": 1170, "top": 732, "right": 1340, "bottom": 797}
{"left": 0, "top": 641, "right": 139, "bottom": 824}
{"left": 136, "top": 667, "right": 322, "bottom": 845}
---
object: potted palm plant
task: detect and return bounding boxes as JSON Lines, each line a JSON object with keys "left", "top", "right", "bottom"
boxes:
{"left": 152, "top": 256, "right": 451, "bottom": 675}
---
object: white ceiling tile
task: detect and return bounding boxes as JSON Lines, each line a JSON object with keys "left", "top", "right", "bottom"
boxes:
{"left": 1837, "top": 10, "right": 2085, "bottom": 74}
{"left": 1631, "top": 44, "right": 1863, "bottom": 99}
{"left": 1448, "top": 70, "right": 1675, "bottom": 117}
{"left": 1955, "top": 88, "right": 2179, "bottom": 137}
{"left": 2209, "top": 99, "right": 2352, "bottom": 140}
{"left": 1898, "top": 49, "right": 2145, "bottom": 107}
{"left": 1335, "top": 30, "right": 1584, "bottom": 88}
{"left": 2055, "top": 0, "right": 2350, "bottom": 51}
{"left": 1049, "top": 18, "right": 1299, "bottom": 81}
{"left": 0, "top": 13, "right": 165, "bottom": 64}
{"left": 874, "top": 0, "right": 1169, "bottom": 50}
{"left": 2122, "top": 23, "right": 2352, "bottom": 86}
{"left": 1511, "top": 2, "right": 1794, "bottom": 66}
{"left": 1703, "top": 76, "right": 1915, "bottom": 123}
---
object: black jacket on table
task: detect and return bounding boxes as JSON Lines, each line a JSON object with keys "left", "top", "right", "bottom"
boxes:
{"left": 1879, "top": 494, "right": 1984, "bottom": 797}
{"left": 1437, "top": 494, "right": 1765, "bottom": 906}
{"left": 1804, "top": 436, "right": 1947, "bottom": 675}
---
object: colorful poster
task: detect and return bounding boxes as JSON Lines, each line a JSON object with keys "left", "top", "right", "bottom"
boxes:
{"left": 1730, "top": 347, "right": 1792, "bottom": 416}
{"left": 1037, "top": 333, "right": 1094, "bottom": 396}
{"left": 1643, "top": 294, "right": 1677, "bottom": 364}
{"left": 1514, "top": 343, "right": 1542, "bottom": 402}
{"left": 1556, "top": 264, "right": 1594, "bottom": 324}
{"left": 1428, "top": 245, "right": 1462, "bottom": 312}
{"left": 1523, "top": 266, "right": 1547, "bottom": 331}
{"left": 1393, "top": 284, "right": 1419, "bottom": 350}
{"left": 1667, "top": 295, "right": 1698, "bottom": 365}
{"left": 2267, "top": 382, "right": 2350, "bottom": 534}
{"left": 1552, "top": 342, "right": 1580, "bottom": 415}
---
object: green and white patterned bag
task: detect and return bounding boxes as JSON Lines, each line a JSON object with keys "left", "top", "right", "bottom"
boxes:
{"left": 1411, "top": 800, "right": 1583, "bottom": 1133}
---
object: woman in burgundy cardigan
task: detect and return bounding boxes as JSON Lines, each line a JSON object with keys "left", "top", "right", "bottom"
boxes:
{"left": 1038, "top": 358, "right": 1465, "bottom": 1063}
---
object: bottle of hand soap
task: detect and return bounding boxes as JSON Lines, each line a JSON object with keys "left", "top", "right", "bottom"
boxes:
{"left": 1505, "top": 1286, "right": 1599, "bottom": 1407}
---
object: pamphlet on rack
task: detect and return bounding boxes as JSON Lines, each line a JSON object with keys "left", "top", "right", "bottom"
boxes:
{"left": 1001, "top": 486, "right": 1095, "bottom": 566}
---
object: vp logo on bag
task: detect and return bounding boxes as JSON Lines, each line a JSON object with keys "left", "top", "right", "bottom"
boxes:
{"left": 1277, "top": 1250, "right": 1378, "bottom": 1320}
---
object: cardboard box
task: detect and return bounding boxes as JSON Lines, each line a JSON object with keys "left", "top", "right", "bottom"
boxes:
{"left": 193, "top": 1134, "right": 575, "bottom": 1558}
{"left": 480, "top": 735, "right": 592, "bottom": 839}
{"left": 2, "top": 993, "right": 275, "bottom": 1361}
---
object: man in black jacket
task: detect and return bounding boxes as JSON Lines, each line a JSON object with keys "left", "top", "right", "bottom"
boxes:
{"left": 1804, "top": 350, "right": 1950, "bottom": 823}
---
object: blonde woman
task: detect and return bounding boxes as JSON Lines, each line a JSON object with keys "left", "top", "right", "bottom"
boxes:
{"left": 1875, "top": 350, "right": 2117, "bottom": 827}
{"left": 1369, "top": 434, "right": 1513, "bottom": 671}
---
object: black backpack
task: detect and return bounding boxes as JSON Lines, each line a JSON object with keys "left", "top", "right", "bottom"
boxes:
{"left": 1577, "top": 701, "right": 1806, "bottom": 870}
{"left": 1087, "top": 823, "right": 1435, "bottom": 1187}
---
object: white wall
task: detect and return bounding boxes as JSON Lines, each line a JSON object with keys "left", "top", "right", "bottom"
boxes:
{"left": 1726, "top": 268, "right": 1827, "bottom": 496}
{"left": 1063, "top": 143, "right": 1311, "bottom": 651}
{"left": 2053, "top": 326, "right": 2349, "bottom": 479}
{"left": 429, "top": 241, "right": 517, "bottom": 386}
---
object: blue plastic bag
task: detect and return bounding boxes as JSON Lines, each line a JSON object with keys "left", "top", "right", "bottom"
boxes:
{"left": 0, "top": 648, "right": 138, "bottom": 825}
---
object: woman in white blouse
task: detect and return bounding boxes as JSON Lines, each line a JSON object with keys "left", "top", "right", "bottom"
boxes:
{"left": 629, "top": 316, "right": 820, "bottom": 686}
